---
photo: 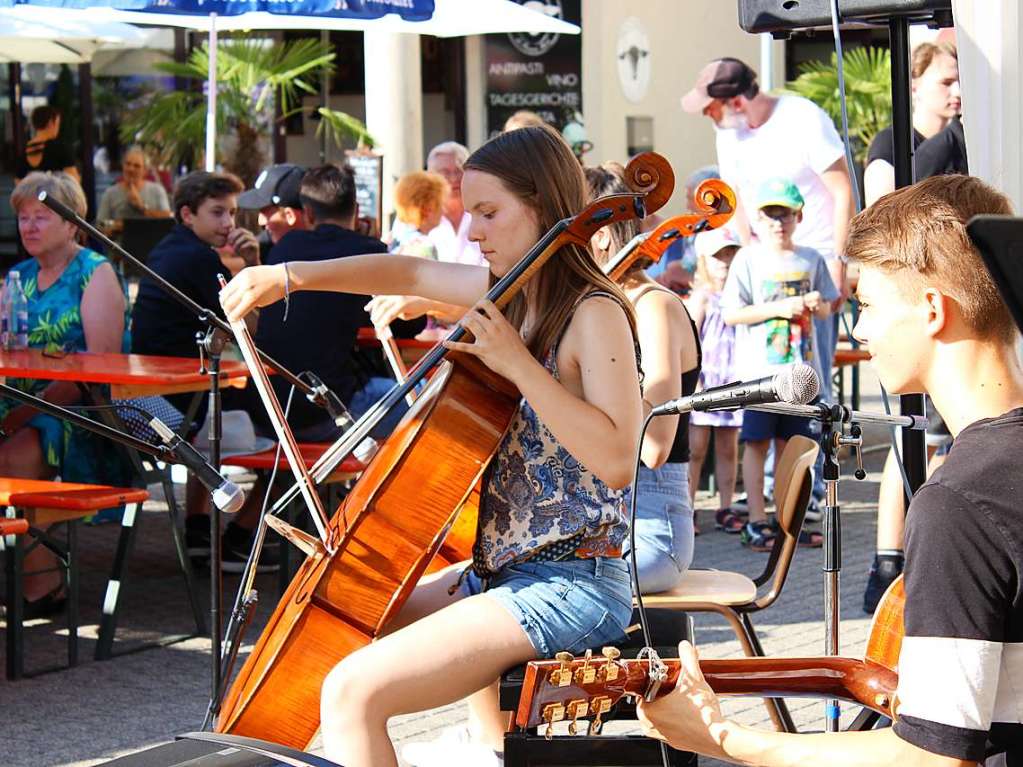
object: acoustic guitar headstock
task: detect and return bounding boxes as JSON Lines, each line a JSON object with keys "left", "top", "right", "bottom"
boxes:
{"left": 514, "top": 648, "right": 677, "bottom": 738}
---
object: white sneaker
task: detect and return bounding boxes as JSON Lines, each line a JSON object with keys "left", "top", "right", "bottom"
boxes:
{"left": 400, "top": 726, "right": 502, "bottom": 767}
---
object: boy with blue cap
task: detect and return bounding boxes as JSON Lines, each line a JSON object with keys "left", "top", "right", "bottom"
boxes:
{"left": 720, "top": 177, "right": 838, "bottom": 550}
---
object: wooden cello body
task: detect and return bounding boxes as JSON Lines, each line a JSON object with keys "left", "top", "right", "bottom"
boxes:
{"left": 216, "top": 153, "right": 675, "bottom": 748}
{"left": 217, "top": 355, "right": 518, "bottom": 745}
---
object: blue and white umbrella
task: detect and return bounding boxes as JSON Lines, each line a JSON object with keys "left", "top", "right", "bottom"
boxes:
{"left": 0, "top": 0, "right": 436, "bottom": 168}
{"left": 0, "top": 5, "right": 150, "bottom": 63}
{"left": 0, "top": 0, "right": 578, "bottom": 168}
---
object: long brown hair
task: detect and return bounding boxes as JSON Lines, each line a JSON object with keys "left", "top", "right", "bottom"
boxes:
{"left": 464, "top": 125, "right": 637, "bottom": 360}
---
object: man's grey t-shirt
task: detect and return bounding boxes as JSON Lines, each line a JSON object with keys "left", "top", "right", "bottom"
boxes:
{"left": 97, "top": 180, "right": 170, "bottom": 222}
{"left": 720, "top": 243, "right": 838, "bottom": 386}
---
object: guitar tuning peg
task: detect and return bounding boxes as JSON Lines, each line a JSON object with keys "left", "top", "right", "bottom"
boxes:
{"left": 601, "top": 647, "right": 621, "bottom": 681}
{"left": 575, "top": 648, "right": 596, "bottom": 684}
{"left": 566, "top": 699, "right": 589, "bottom": 735}
{"left": 542, "top": 702, "right": 565, "bottom": 741}
{"left": 588, "top": 695, "right": 613, "bottom": 735}
{"left": 552, "top": 651, "right": 574, "bottom": 687}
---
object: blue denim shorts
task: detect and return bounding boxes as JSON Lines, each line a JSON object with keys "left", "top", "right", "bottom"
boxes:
{"left": 740, "top": 407, "right": 815, "bottom": 443}
{"left": 460, "top": 557, "right": 634, "bottom": 658}
{"left": 626, "top": 462, "right": 694, "bottom": 593}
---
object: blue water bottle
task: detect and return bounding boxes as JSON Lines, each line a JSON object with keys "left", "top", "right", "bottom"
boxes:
{"left": 0, "top": 274, "right": 9, "bottom": 350}
{"left": 7, "top": 271, "right": 28, "bottom": 350}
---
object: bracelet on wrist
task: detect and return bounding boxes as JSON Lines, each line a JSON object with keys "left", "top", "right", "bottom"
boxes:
{"left": 282, "top": 262, "right": 291, "bottom": 321}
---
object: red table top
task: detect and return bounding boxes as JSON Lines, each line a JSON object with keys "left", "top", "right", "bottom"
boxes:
{"left": 357, "top": 327, "right": 439, "bottom": 349}
{"left": 221, "top": 443, "right": 365, "bottom": 475}
{"left": 834, "top": 347, "right": 870, "bottom": 365}
{"left": 0, "top": 349, "right": 249, "bottom": 386}
{"left": 0, "top": 477, "right": 149, "bottom": 509}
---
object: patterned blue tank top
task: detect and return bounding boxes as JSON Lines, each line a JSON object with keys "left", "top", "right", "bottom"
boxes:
{"left": 472, "top": 292, "right": 638, "bottom": 575}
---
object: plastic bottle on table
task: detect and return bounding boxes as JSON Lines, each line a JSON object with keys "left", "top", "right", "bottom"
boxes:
{"left": 0, "top": 275, "right": 9, "bottom": 350}
{"left": 7, "top": 271, "right": 28, "bottom": 350}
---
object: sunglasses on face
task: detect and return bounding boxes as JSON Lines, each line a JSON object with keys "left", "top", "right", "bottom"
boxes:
{"left": 758, "top": 206, "right": 798, "bottom": 223}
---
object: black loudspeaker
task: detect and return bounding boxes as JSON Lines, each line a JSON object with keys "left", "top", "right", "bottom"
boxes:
{"left": 738, "top": 0, "right": 953, "bottom": 35}
{"left": 97, "top": 740, "right": 275, "bottom": 767}
{"left": 97, "top": 732, "right": 340, "bottom": 767}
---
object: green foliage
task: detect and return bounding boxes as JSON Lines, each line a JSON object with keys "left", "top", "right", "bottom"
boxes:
{"left": 784, "top": 46, "right": 891, "bottom": 164}
{"left": 316, "top": 107, "right": 375, "bottom": 150}
{"left": 120, "top": 35, "right": 374, "bottom": 181}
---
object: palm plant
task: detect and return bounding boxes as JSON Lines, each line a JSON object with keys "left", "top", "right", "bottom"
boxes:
{"left": 120, "top": 35, "right": 374, "bottom": 184}
{"left": 784, "top": 46, "right": 891, "bottom": 165}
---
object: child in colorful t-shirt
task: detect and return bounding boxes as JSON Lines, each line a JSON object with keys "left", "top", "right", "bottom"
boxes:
{"left": 720, "top": 177, "right": 838, "bottom": 550}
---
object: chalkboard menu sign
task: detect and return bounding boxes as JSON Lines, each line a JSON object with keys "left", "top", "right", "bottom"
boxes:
{"left": 484, "top": 0, "right": 582, "bottom": 138}
{"left": 345, "top": 150, "right": 383, "bottom": 239}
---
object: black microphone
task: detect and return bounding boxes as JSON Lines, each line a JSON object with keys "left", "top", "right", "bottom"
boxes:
{"left": 149, "top": 418, "right": 245, "bottom": 513}
{"left": 302, "top": 371, "right": 355, "bottom": 429}
{"left": 651, "top": 363, "right": 820, "bottom": 416}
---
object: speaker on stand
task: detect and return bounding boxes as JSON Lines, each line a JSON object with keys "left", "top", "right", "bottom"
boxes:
{"left": 737, "top": 0, "right": 952, "bottom": 37}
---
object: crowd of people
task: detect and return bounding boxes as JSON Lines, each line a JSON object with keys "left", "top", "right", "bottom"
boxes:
{"left": 4, "top": 37, "right": 1019, "bottom": 767}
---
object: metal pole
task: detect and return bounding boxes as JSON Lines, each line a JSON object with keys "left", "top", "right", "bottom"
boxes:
{"left": 205, "top": 12, "right": 217, "bottom": 172}
{"left": 889, "top": 16, "right": 928, "bottom": 498}
{"left": 77, "top": 63, "right": 96, "bottom": 222}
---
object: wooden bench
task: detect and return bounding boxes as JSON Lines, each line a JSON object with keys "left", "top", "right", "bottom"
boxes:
{"left": 0, "top": 478, "right": 149, "bottom": 679}
{"left": 833, "top": 346, "right": 870, "bottom": 409}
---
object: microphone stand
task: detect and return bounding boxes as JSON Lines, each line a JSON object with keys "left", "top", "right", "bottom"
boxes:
{"left": 0, "top": 381, "right": 174, "bottom": 460}
{"left": 35, "top": 191, "right": 339, "bottom": 725}
{"left": 746, "top": 402, "right": 924, "bottom": 731}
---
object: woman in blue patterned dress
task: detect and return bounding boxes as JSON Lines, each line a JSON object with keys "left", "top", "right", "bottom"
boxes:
{"left": 220, "top": 125, "right": 644, "bottom": 767}
{"left": 0, "top": 172, "right": 130, "bottom": 614}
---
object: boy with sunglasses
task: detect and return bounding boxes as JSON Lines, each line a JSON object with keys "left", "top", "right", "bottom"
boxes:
{"left": 720, "top": 177, "right": 838, "bottom": 550}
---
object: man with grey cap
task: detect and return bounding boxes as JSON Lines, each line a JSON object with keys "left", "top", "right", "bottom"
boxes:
{"left": 683, "top": 57, "right": 854, "bottom": 513}
{"left": 238, "top": 163, "right": 308, "bottom": 262}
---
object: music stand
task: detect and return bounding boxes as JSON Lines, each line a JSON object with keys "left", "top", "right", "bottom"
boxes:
{"left": 968, "top": 215, "right": 1023, "bottom": 335}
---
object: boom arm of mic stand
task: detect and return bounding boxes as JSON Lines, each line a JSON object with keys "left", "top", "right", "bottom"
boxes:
{"left": 36, "top": 191, "right": 326, "bottom": 408}
{"left": 747, "top": 401, "right": 926, "bottom": 430}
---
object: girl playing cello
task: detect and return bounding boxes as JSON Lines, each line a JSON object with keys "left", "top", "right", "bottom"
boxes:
{"left": 219, "top": 125, "right": 643, "bottom": 767}
{"left": 585, "top": 163, "right": 702, "bottom": 593}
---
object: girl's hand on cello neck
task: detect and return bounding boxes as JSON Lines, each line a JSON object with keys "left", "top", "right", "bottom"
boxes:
{"left": 443, "top": 299, "right": 537, "bottom": 384}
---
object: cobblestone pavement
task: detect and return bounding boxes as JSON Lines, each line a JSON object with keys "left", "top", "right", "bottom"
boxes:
{"left": 2, "top": 398, "right": 899, "bottom": 767}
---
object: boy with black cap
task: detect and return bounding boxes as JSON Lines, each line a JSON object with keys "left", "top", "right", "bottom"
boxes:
{"left": 237, "top": 163, "right": 308, "bottom": 262}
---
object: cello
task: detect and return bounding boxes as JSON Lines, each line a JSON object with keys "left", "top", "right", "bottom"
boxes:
{"left": 215, "top": 153, "right": 675, "bottom": 748}
{"left": 433, "top": 177, "right": 737, "bottom": 568}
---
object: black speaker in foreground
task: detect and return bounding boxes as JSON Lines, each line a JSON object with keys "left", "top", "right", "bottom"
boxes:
{"left": 738, "top": 0, "right": 952, "bottom": 35}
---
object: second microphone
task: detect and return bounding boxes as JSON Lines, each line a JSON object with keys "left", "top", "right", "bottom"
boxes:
{"left": 650, "top": 363, "right": 820, "bottom": 416}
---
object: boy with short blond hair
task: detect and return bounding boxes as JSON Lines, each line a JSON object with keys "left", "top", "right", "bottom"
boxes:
{"left": 639, "top": 174, "right": 1023, "bottom": 767}
{"left": 721, "top": 177, "right": 837, "bottom": 549}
